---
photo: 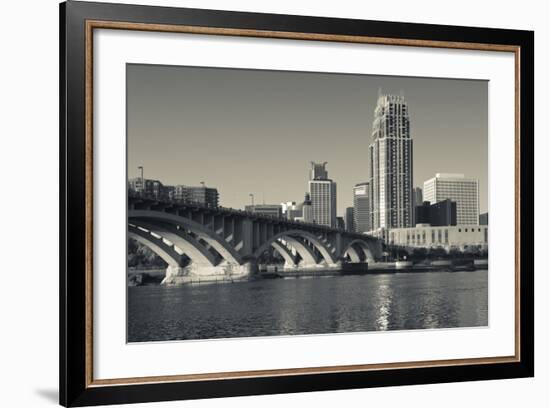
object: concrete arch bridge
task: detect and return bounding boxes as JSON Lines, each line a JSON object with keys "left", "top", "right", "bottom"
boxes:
{"left": 128, "top": 196, "right": 382, "bottom": 284}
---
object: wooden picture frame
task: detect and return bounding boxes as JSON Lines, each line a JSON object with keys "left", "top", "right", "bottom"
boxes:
{"left": 60, "top": 1, "right": 534, "bottom": 406}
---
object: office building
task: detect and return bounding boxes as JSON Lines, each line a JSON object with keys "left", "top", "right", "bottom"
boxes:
{"left": 423, "top": 173, "right": 479, "bottom": 225}
{"left": 353, "top": 182, "right": 371, "bottom": 233}
{"left": 298, "top": 193, "right": 313, "bottom": 223}
{"left": 386, "top": 224, "right": 488, "bottom": 250}
{"left": 281, "top": 201, "right": 303, "bottom": 220}
{"left": 337, "top": 217, "right": 345, "bottom": 230}
{"left": 430, "top": 199, "right": 457, "bottom": 226}
{"left": 412, "top": 187, "right": 423, "bottom": 225}
{"left": 172, "top": 185, "right": 219, "bottom": 207}
{"left": 344, "top": 207, "right": 355, "bottom": 232}
{"left": 479, "top": 212, "right": 489, "bottom": 225}
{"left": 309, "top": 179, "right": 337, "bottom": 227}
{"left": 415, "top": 202, "right": 431, "bottom": 225}
{"left": 128, "top": 178, "right": 166, "bottom": 199}
{"left": 369, "top": 93, "right": 413, "bottom": 230}
{"left": 308, "top": 162, "right": 337, "bottom": 227}
{"left": 415, "top": 199, "right": 457, "bottom": 226}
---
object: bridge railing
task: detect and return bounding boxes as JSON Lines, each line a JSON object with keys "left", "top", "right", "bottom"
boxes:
{"left": 128, "top": 190, "right": 370, "bottom": 238}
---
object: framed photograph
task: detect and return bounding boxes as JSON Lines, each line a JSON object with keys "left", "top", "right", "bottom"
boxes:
{"left": 60, "top": 1, "right": 534, "bottom": 406}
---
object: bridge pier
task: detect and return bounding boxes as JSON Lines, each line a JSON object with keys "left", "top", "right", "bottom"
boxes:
{"left": 162, "top": 261, "right": 257, "bottom": 285}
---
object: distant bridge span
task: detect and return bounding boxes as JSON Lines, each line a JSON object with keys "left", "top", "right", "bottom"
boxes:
{"left": 128, "top": 195, "right": 383, "bottom": 284}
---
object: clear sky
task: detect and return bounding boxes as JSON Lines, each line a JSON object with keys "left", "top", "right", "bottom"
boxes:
{"left": 127, "top": 64, "right": 488, "bottom": 215}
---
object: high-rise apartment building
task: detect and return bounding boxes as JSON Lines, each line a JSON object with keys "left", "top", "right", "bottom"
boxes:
{"left": 423, "top": 173, "right": 479, "bottom": 225}
{"left": 308, "top": 162, "right": 336, "bottom": 227}
{"left": 353, "top": 182, "right": 371, "bottom": 233}
{"left": 369, "top": 93, "right": 413, "bottom": 230}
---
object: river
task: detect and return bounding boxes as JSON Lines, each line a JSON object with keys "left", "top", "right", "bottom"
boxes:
{"left": 127, "top": 269, "right": 488, "bottom": 342}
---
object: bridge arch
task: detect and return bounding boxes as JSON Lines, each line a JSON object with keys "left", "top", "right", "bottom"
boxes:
{"left": 282, "top": 236, "right": 318, "bottom": 266}
{"left": 253, "top": 230, "right": 337, "bottom": 265}
{"left": 128, "top": 224, "right": 183, "bottom": 267}
{"left": 343, "top": 239, "right": 375, "bottom": 263}
{"left": 129, "top": 210, "right": 243, "bottom": 265}
{"left": 270, "top": 241, "right": 298, "bottom": 267}
{"left": 345, "top": 245, "right": 363, "bottom": 263}
{"left": 130, "top": 221, "right": 219, "bottom": 267}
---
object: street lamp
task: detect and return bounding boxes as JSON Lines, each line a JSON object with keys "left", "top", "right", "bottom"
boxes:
{"left": 138, "top": 166, "right": 144, "bottom": 196}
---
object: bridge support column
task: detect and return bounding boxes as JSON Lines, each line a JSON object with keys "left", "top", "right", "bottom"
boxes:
{"left": 240, "top": 219, "right": 254, "bottom": 257}
{"left": 162, "top": 261, "right": 256, "bottom": 285}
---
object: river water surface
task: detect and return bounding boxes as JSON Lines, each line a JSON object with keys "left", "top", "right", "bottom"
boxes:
{"left": 127, "top": 269, "right": 488, "bottom": 342}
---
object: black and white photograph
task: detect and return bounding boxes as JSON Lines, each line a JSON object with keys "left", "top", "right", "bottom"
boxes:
{"left": 0, "top": 0, "right": 541, "bottom": 406}
{"left": 126, "top": 64, "right": 489, "bottom": 343}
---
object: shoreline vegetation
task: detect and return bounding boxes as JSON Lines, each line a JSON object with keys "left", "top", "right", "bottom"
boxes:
{"left": 128, "top": 240, "right": 488, "bottom": 286}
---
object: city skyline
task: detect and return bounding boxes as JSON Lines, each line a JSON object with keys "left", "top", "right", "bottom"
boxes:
{"left": 127, "top": 64, "right": 488, "bottom": 215}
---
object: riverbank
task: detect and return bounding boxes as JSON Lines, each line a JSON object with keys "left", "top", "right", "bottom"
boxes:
{"left": 128, "top": 258, "right": 488, "bottom": 285}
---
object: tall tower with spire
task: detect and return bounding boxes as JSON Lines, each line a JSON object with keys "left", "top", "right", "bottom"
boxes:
{"left": 369, "top": 92, "right": 413, "bottom": 230}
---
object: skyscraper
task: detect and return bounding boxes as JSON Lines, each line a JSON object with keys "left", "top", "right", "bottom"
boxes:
{"left": 310, "top": 161, "right": 328, "bottom": 180}
{"left": 344, "top": 207, "right": 355, "bottom": 232}
{"left": 308, "top": 162, "right": 337, "bottom": 227}
{"left": 423, "top": 173, "right": 479, "bottom": 225}
{"left": 369, "top": 92, "right": 413, "bottom": 230}
{"left": 353, "top": 182, "right": 371, "bottom": 233}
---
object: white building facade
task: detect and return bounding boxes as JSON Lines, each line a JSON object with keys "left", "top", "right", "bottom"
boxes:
{"left": 423, "top": 173, "right": 479, "bottom": 225}
{"left": 308, "top": 179, "right": 337, "bottom": 227}
{"left": 386, "top": 224, "right": 488, "bottom": 250}
{"left": 369, "top": 93, "right": 413, "bottom": 230}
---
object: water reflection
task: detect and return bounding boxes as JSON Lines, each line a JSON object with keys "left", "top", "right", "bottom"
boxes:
{"left": 128, "top": 270, "right": 488, "bottom": 342}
